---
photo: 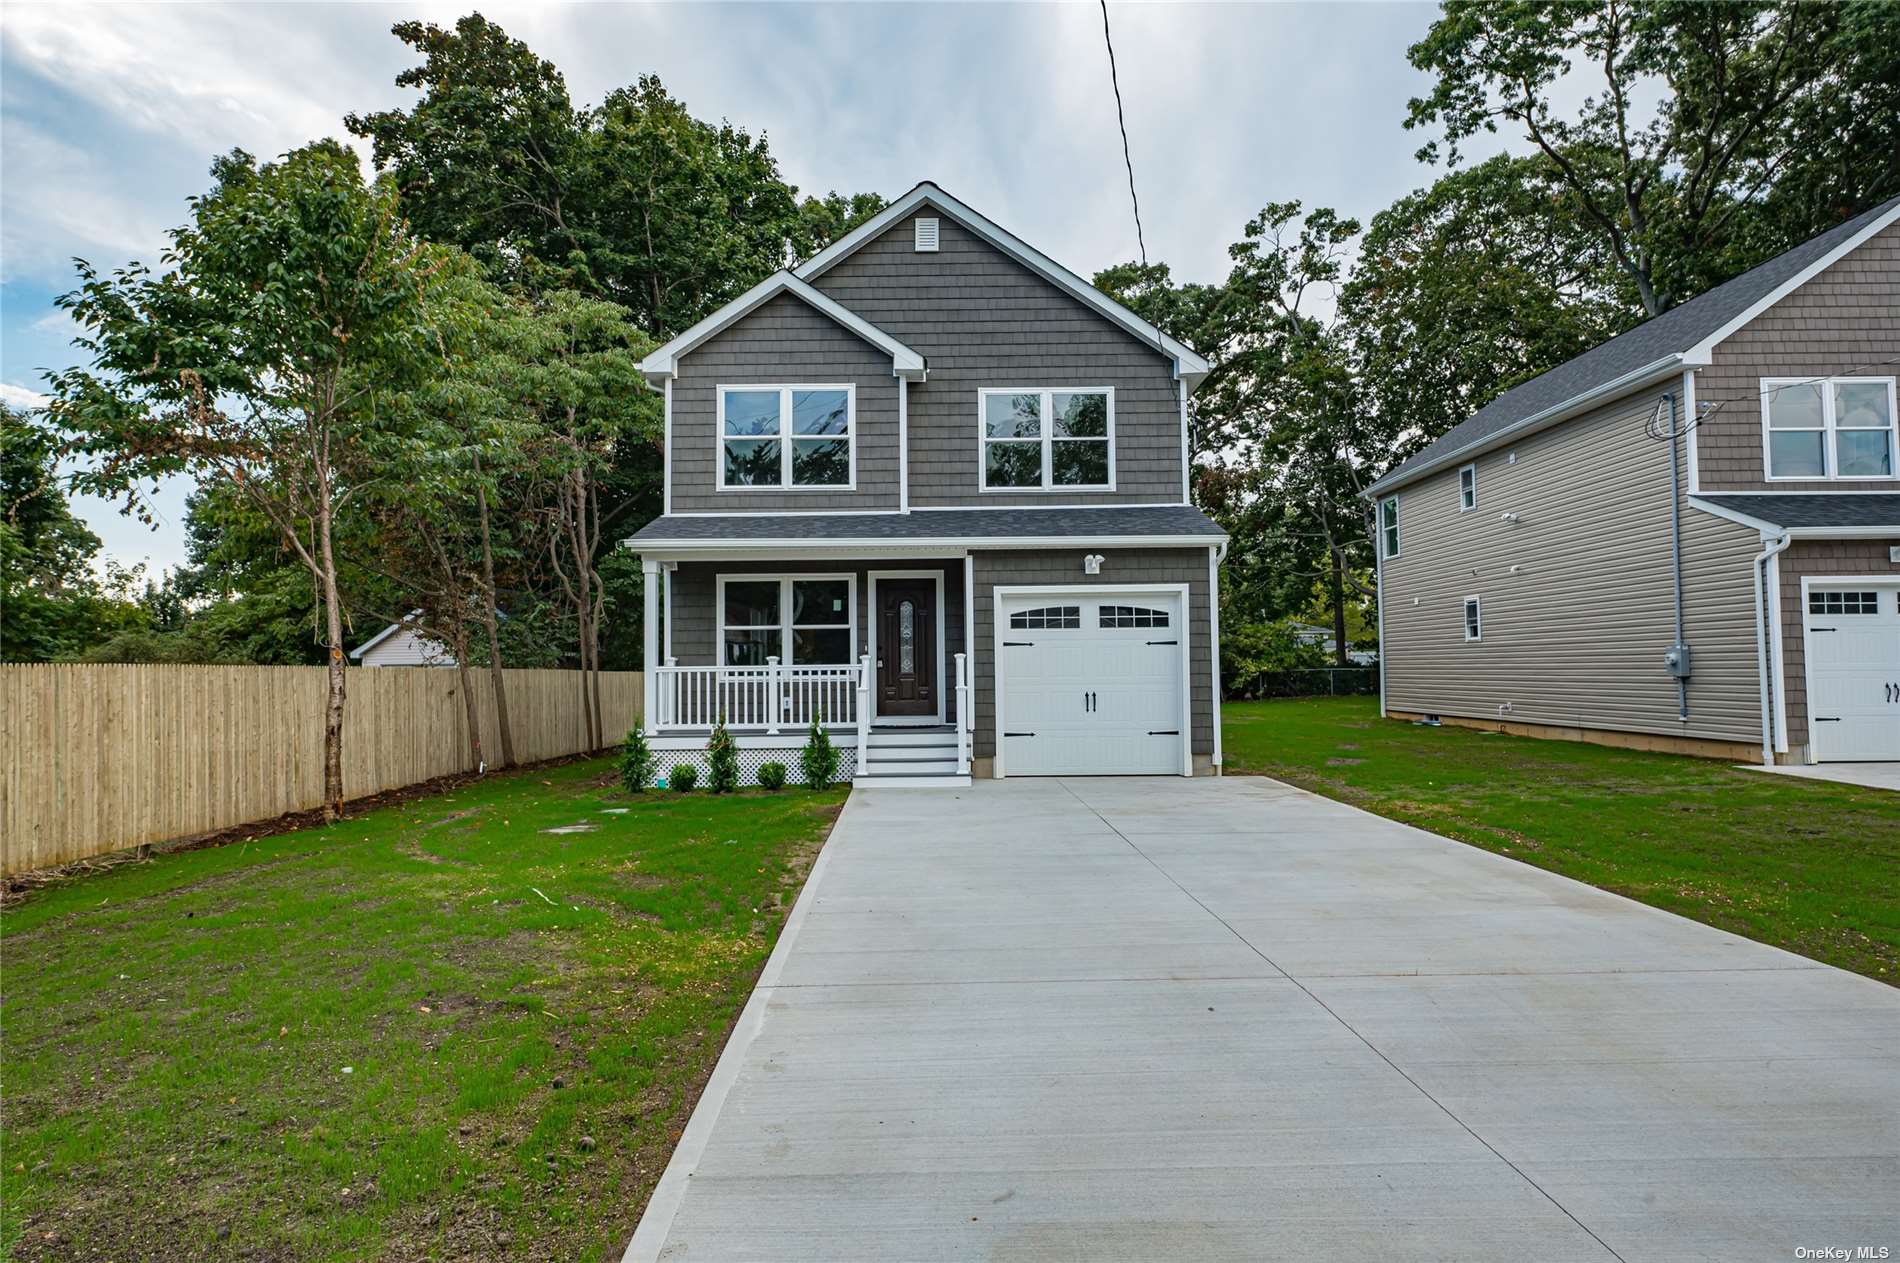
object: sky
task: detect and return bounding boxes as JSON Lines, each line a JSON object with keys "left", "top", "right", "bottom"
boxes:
{"left": 2, "top": 0, "right": 1465, "bottom": 575}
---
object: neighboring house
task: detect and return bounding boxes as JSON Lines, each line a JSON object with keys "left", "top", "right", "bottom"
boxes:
{"left": 1289, "top": 623, "right": 1378, "bottom": 666}
{"left": 624, "top": 182, "right": 1225, "bottom": 786}
{"left": 350, "top": 613, "right": 454, "bottom": 668}
{"left": 1368, "top": 195, "right": 1900, "bottom": 766}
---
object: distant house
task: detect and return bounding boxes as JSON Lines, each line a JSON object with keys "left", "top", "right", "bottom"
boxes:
{"left": 1289, "top": 623, "right": 1378, "bottom": 666}
{"left": 350, "top": 613, "right": 454, "bottom": 668}
{"left": 1367, "top": 195, "right": 1900, "bottom": 767}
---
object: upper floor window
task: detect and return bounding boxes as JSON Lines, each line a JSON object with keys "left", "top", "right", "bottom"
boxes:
{"left": 720, "top": 385, "right": 854, "bottom": 489}
{"left": 980, "top": 389, "right": 1113, "bottom": 490}
{"left": 1763, "top": 377, "right": 1896, "bottom": 481}
{"left": 1463, "top": 596, "right": 1483, "bottom": 642}
{"left": 1458, "top": 463, "right": 1477, "bottom": 511}
{"left": 1380, "top": 496, "right": 1401, "bottom": 559}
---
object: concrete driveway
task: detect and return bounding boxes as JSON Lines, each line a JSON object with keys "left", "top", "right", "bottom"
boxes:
{"left": 626, "top": 777, "right": 1900, "bottom": 1262}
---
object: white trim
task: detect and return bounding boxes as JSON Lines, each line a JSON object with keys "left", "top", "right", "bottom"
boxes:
{"left": 1690, "top": 497, "right": 1900, "bottom": 539}
{"left": 1379, "top": 495, "right": 1402, "bottom": 559}
{"left": 1367, "top": 355, "right": 1685, "bottom": 497}
{"left": 717, "top": 384, "right": 858, "bottom": 492}
{"left": 1178, "top": 378, "right": 1191, "bottom": 504}
{"left": 897, "top": 376, "right": 910, "bottom": 514}
{"left": 662, "top": 377, "right": 673, "bottom": 516}
{"left": 1680, "top": 488, "right": 1900, "bottom": 496}
{"left": 1759, "top": 375, "right": 1899, "bottom": 483}
{"left": 349, "top": 611, "right": 423, "bottom": 659}
{"left": 1685, "top": 200, "right": 1900, "bottom": 361}
{"left": 1457, "top": 462, "right": 1477, "bottom": 512}
{"left": 641, "top": 560, "right": 662, "bottom": 736}
{"left": 866, "top": 569, "right": 948, "bottom": 725}
{"left": 1769, "top": 552, "right": 1789, "bottom": 754}
{"left": 976, "top": 387, "right": 1116, "bottom": 493}
{"left": 1208, "top": 543, "right": 1224, "bottom": 770}
{"left": 1750, "top": 531, "right": 1791, "bottom": 766}
{"left": 713, "top": 572, "right": 858, "bottom": 670}
{"left": 639, "top": 271, "right": 925, "bottom": 381}
{"left": 1686, "top": 496, "right": 1783, "bottom": 535}
{"left": 1374, "top": 531, "right": 1387, "bottom": 719}
{"left": 1683, "top": 368, "right": 1701, "bottom": 494}
{"left": 963, "top": 553, "right": 976, "bottom": 757}
{"left": 794, "top": 183, "right": 1210, "bottom": 388}
{"left": 630, "top": 534, "right": 1226, "bottom": 558}
{"left": 657, "top": 501, "right": 1196, "bottom": 518}
{"left": 1462, "top": 595, "right": 1483, "bottom": 642}
{"left": 990, "top": 582, "right": 1194, "bottom": 779}
{"left": 648, "top": 731, "right": 860, "bottom": 750}
{"left": 662, "top": 562, "right": 675, "bottom": 664}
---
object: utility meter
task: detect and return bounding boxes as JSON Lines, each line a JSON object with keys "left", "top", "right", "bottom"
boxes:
{"left": 1663, "top": 643, "right": 1693, "bottom": 678}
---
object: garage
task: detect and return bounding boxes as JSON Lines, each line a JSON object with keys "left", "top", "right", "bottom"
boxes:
{"left": 1802, "top": 580, "right": 1900, "bottom": 761}
{"left": 995, "top": 587, "right": 1190, "bottom": 776}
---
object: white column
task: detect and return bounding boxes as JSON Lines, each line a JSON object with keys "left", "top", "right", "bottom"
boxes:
{"left": 641, "top": 557, "right": 661, "bottom": 736}
{"left": 766, "top": 655, "right": 782, "bottom": 735}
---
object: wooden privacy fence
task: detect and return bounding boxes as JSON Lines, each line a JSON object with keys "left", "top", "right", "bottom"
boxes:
{"left": 1, "top": 664, "right": 643, "bottom": 876}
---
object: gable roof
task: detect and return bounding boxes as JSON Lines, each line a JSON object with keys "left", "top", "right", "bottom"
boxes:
{"left": 795, "top": 182, "right": 1212, "bottom": 390}
{"left": 1368, "top": 194, "right": 1900, "bottom": 496}
{"left": 350, "top": 611, "right": 426, "bottom": 659}
{"left": 638, "top": 271, "right": 926, "bottom": 382}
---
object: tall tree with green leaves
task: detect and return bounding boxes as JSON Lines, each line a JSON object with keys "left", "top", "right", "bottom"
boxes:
{"left": 50, "top": 142, "right": 465, "bottom": 820}
{"left": 1406, "top": 0, "right": 1900, "bottom": 317}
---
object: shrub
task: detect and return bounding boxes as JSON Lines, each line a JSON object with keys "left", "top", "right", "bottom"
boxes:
{"left": 756, "top": 761, "right": 787, "bottom": 791}
{"left": 800, "top": 715, "right": 840, "bottom": 790}
{"left": 707, "top": 718, "right": 739, "bottom": 793}
{"left": 618, "top": 723, "right": 655, "bottom": 793}
{"left": 668, "top": 763, "right": 699, "bottom": 792}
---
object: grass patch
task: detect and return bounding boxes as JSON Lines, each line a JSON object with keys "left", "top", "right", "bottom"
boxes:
{"left": 1223, "top": 697, "right": 1900, "bottom": 983}
{"left": 0, "top": 759, "right": 845, "bottom": 1261}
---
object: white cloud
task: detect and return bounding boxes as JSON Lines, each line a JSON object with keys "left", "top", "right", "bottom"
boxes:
{"left": 1, "top": 381, "right": 51, "bottom": 410}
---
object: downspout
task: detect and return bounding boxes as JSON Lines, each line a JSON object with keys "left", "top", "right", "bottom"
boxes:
{"left": 1664, "top": 392, "right": 1687, "bottom": 720}
{"left": 1750, "top": 531, "right": 1792, "bottom": 766}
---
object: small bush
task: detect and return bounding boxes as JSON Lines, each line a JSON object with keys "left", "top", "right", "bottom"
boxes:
{"left": 800, "top": 716, "right": 840, "bottom": 790}
{"left": 668, "top": 763, "right": 699, "bottom": 792}
{"left": 618, "top": 724, "right": 655, "bottom": 793}
{"left": 707, "top": 718, "right": 739, "bottom": 794}
{"left": 757, "top": 761, "right": 788, "bottom": 791}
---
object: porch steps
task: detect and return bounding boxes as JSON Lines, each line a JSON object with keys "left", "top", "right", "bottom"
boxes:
{"left": 854, "top": 727, "right": 969, "bottom": 788}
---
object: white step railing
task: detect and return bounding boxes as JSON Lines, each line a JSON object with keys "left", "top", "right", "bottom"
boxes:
{"left": 653, "top": 658, "right": 862, "bottom": 733}
{"left": 953, "top": 652, "right": 971, "bottom": 775}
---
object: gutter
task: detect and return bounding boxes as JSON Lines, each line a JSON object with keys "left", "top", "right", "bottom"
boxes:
{"left": 623, "top": 532, "right": 1230, "bottom": 555}
{"left": 1366, "top": 354, "right": 1687, "bottom": 499}
{"left": 1751, "top": 531, "right": 1792, "bottom": 766}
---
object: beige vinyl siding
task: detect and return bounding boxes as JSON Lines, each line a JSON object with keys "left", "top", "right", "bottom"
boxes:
{"left": 669, "top": 293, "right": 901, "bottom": 512}
{"left": 1382, "top": 382, "right": 1764, "bottom": 744}
{"left": 1775, "top": 539, "right": 1900, "bottom": 752}
{"left": 1695, "top": 219, "right": 1900, "bottom": 492}
{"left": 969, "top": 548, "right": 1214, "bottom": 760}
{"left": 809, "top": 208, "right": 1185, "bottom": 507}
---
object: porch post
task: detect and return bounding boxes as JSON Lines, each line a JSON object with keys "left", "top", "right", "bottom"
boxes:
{"left": 766, "top": 655, "right": 782, "bottom": 735}
{"left": 954, "top": 652, "right": 970, "bottom": 775}
{"left": 641, "top": 557, "right": 661, "bottom": 736}
{"left": 856, "top": 653, "right": 872, "bottom": 779}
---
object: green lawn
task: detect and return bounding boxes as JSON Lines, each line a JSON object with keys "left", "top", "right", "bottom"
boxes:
{"left": 1223, "top": 697, "right": 1900, "bottom": 983}
{"left": 0, "top": 759, "right": 846, "bottom": 1262}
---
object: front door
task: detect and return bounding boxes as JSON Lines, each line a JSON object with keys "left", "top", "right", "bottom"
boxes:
{"left": 876, "top": 579, "right": 937, "bottom": 719}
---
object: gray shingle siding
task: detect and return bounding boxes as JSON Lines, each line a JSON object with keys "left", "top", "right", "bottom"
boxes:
{"left": 1380, "top": 382, "right": 1764, "bottom": 746}
{"left": 808, "top": 208, "right": 1186, "bottom": 507}
{"left": 669, "top": 292, "right": 901, "bottom": 512}
{"left": 969, "top": 548, "right": 1215, "bottom": 761}
{"left": 1694, "top": 218, "right": 1900, "bottom": 492}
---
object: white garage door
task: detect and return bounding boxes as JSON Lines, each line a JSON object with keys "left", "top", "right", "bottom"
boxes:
{"left": 997, "top": 590, "right": 1187, "bottom": 776}
{"left": 1803, "top": 583, "right": 1900, "bottom": 761}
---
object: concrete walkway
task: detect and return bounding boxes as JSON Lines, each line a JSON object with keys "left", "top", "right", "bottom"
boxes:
{"left": 626, "top": 777, "right": 1900, "bottom": 1262}
{"left": 1743, "top": 761, "right": 1900, "bottom": 792}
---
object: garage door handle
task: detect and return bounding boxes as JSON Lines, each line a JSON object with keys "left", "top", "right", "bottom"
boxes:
{"left": 1811, "top": 627, "right": 1836, "bottom": 633}
{"left": 1815, "top": 717, "right": 1841, "bottom": 722}
{"left": 1003, "top": 640, "right": 1034, "bottom": 647}
{"left": 1148, "top": 730, "right": 1180, "bottom": 736}
{"left": 1004, "top": 731, "right": 1036, "bottom": 737}
{"left": 1146, "top": 639, "right": 1177, "bottom": 646}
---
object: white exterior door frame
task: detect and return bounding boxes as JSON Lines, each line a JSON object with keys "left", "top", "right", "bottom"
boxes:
{"left": 1798, "top": 574, "right": 1900, "bottom": 763}
{"left": 992, "top": 582, "right": 1193, "bottom": 778}
{"left": 867, "top": 569, "right": 948, "bottom": 726}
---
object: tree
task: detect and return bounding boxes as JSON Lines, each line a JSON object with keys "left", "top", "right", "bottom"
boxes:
{"left": 50, "top": 142, "right": 464, "bottom": 821}
{"left": 1092, "top": 261, "right": 1230, "bottom": 477}
{"left": 1406, "top": 0, "right": 1900, "bottom": 317}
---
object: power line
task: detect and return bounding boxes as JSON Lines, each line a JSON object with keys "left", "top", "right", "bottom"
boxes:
{"left": 1099, "top": 0, "right": 1147, "bottom": 269}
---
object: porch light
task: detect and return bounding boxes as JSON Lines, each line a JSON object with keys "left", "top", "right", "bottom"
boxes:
{"left": 1083, "top": 553, "right": 1105, "bottom": 575}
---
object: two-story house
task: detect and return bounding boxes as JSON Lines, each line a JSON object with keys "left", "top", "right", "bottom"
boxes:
{"left": 624, "top": 183, "right": 1226, "bottom": 785}
{"left": 1368, "top": 194, "right": 1900, "bottom": 767}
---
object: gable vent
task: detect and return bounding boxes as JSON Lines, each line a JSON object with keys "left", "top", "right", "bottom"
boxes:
{"left": 914, "top": 217, "right": 940, "bottom": 252}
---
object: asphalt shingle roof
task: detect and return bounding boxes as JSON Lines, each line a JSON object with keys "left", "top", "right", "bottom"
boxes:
{"left": 1375, "top": 195, "right": 1900, "bottom": 492}
{"left": 624, "top": 504, "right": 1225, "bottom": 546}
{"left": 1696, "top": 494, "right": 1900, "bottom": 530}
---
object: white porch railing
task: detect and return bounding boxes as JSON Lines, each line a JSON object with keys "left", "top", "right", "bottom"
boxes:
{"left": 954, "top": 652, "right": 971, "bottom": 775}
{"left": 652, "top": 658, "right": 863, "bottom": 733}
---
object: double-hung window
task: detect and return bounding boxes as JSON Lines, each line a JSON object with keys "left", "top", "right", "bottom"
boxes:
{"left": 980, "top": 389, "right": 1113, "bottom": 489}
{"left": 720, "top": 385, "right": 854, "bottom": 489}
{"left": 1458, "top": 463, "right": 1477, "bottom": 511}
{"left": 719, "top": 576, "right": 855, "bottom": 666}
{"left": 1380, "top": 496, "right": 1401, "bottom": 559}
{"left": 1763, "top": 377, "right": 1897, "bottom": 480}
{"left": 1463, "top": 596, "right": 1483, "bottom": 642}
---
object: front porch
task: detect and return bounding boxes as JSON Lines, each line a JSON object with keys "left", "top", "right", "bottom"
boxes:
{"left": 639, "top": 557, "right": 974, "bottom": 785}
